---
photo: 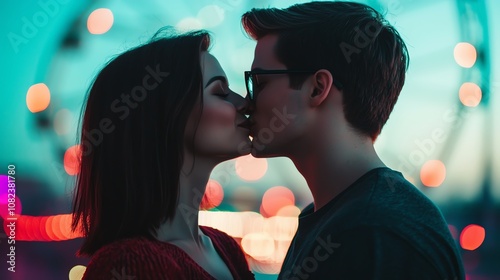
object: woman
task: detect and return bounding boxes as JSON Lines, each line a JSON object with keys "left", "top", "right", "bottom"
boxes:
{"left": 71, "top": 28, "right": 254, "bottom": 280}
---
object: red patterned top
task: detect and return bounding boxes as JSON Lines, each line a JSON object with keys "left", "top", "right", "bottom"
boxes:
{"left": 82, "top": 226, "right": 255, "bottom": 280}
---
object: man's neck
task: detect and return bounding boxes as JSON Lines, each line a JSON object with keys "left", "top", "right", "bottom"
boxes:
{"left": 291, "top": 138, "right": 385, "bottom": 211}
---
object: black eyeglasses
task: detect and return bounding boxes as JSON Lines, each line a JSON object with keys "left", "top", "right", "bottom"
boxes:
{"left": 244, "top": 69, "right": 344, "bottom": 101}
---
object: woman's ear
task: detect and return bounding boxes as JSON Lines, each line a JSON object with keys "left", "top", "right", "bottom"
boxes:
{"left": 309, "top": 69, "right": 333, "bottom": 107}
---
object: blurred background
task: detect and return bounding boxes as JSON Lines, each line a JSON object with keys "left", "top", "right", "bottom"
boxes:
{"left": 0, "top": 0, "right": 499, "bottom": 279}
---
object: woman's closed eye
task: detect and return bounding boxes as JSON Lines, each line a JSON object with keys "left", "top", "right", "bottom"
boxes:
{"left": 214, "top": 82, "right": 230, "bottom": 98}
{"left": 214, "top": 92, "right": 229, "bottom": 98}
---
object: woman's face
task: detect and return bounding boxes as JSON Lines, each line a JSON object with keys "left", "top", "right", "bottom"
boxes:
{"left": 185, "top": 52, "right": 251, "bottom": 159}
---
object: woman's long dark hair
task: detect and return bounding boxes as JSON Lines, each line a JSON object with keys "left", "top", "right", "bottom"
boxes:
{"left": 71, "top": 28, "right": 211, "bottom": 257}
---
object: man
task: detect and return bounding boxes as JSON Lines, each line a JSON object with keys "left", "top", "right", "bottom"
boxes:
{"left": 241, "top": 1, "right": 464, "bottom": 279}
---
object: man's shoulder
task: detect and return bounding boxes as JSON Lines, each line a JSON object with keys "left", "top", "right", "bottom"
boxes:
{"left": 303, "top": 167, "right": 449, "bottom": 235}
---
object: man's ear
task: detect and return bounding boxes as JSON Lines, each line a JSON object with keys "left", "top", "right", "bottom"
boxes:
{"left": 309, "top": 69, "right": 333, "bottom": 107}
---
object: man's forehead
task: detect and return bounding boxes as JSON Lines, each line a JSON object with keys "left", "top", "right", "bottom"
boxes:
{"left": 252, "top": 34, "right": 283, "bottom": 70}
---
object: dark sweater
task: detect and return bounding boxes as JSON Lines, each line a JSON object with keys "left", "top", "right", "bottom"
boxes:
{"left": 82, "top": 226, "right": 255, "bottom": 280}
{"left": 278, "top": 167, "right": 464, "bottom": 280}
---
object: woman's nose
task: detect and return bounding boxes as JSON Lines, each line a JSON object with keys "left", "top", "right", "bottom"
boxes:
{"left": 230, "top": 91, "right": 252, "bottom": 115}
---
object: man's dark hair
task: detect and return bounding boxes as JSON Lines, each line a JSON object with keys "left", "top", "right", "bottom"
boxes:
{"left": 242, "top": 1, "right": 409, "bottom": 140}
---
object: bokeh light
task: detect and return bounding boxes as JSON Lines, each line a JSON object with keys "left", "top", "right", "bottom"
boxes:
{"left": 39, "top": 216, "right": 51, "bottom": 241}
{"left": 69, "top": 265, "right": 86, "bottom": 280}
{"left": 45, "top": 215, "right": 59, "bottom": 241}
{"left": 60, "top": 214, "right": 73, "bottom": 239}
{"left": 235, "top": 155, "right": 268, "bottom": 181}
{"left": 459, "top": 82, "right": 482, "bottom": 107}
{"left": 264, "top": 216, "right": 298, "bottom": 241}
{"left": 87, "top": 8, "right": 114, "bottom": 34}
{"left": 231, "top": 186, "right": 258, "bottom": 211}
{"left": 54, "top": 109, "right": 73, "bottom": 135}
{"left": 199, "top": 211, "right": 244, "bottom": 238}
{"left": 262, "top": 186, "right": 295, "bottom": 217}
{"left": 64, "top": 145, "right": 82, "bottom": 176}
{"left": 29, "top": 215, "right": 44, "bottom": 241}
{"left": 276, "top": 205, "right": 301, "bottom": 217}
{"left": 200, "top": 179, "right": 224, "bottom": 210}
{"left": 197, "top": 5, "right": 225, "bottom": 28}
{"left": 240, "top": 211, "right": 265, "bottom": 236}
{"left": 176, "top": 17, "right": 203, "bottom": 32}
{"left": 241, "top": 232, "right": 275, "bottom": 261}
{"left": 460, "top": 224, "right": 485, "bottom": 250}
{"left": 51, "top": 214, "right": 66, "bottom": 241}
{"left": 454, "top": 42, "right": 477, "bottom": 68}
{"left": 26, "top": 83, "right": 50, "bottom": 113}
{"left": 420, "top": 160, "right": 446, "bottom": 187}
{"left": 17, "top": 215, "right": 30, "bottom": 241}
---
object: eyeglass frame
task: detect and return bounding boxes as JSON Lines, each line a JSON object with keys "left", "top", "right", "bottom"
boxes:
{"left": 244, "top": 69, "right": 344, "bottom": 102}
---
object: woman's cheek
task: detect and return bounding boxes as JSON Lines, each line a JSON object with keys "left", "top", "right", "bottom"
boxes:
{"left": 200, "top": 103, "right": 235, "bottom": 128}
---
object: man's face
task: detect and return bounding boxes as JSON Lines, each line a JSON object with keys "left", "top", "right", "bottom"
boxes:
{"left": 248, "top": 34, "right": 310, "bottom": 157}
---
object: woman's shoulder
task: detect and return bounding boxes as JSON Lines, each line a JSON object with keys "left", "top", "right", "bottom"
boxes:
{"left": 200, "top": 226, "right": 239, "bottom": 248}
{"left": 200, "top": 226, "right": 255, "bottom": 279}
{"left": 82, "top": 236, "right": 183, "bottom": 280}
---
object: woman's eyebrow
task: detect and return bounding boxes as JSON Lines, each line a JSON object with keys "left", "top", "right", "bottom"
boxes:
{"left": 205, "top": 76, "right": 227, "bottom": 88}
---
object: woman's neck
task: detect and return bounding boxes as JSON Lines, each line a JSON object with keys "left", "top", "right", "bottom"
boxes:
{"left": 154, "top": 156, "right": 216, "bottom": 246}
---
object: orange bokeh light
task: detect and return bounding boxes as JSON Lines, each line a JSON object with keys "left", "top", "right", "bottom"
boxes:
{"left": 460, "top": 224, "right": 485, "bottom": 250}
{"left": 241, "top": 232, "right": 275, "bottom": 261}
{"left": 45, "top": 215, "right": 59, "bottom": 241}
{"left": 454, "top": 42, "right": 476, "bottom": 68}
{"left": 52, "top": 215, "right": 66, "bottom": 241}
{"left": 262, "top": 186, "right": 295, "bottom": 217}
{"left": 200, "top": 179, "right": 224, "bottom": 210}
{"left": 420, "top": 160, "right": 446, "bottom": 187}
{"left": 87, "top": 8, "right": 113, "bottom": 34}
{"left": 60, "top": 214, "right": 73, "bottom": 239}
{"left": 276, "top": 205, "right": 301, "bottom": 217}
{"left": 264, "top": 216, "right": 298, "bottom": 241}
{"left": 26, "top": 83, "right": 50, "bottom": 113}
{"left": 64, "top": 145, "right": 82, "bottom": 176}
{"left": 235, "top": 155, "right": 268, "bottom": 181}
{"left": 459, "top": 82, "right": 482, "bottom": 107}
